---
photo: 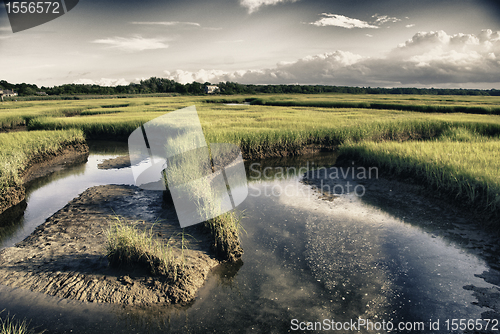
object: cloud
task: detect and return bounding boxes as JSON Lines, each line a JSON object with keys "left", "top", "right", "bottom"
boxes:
{"left": 372, "top": 14, "right": 401, "bottom": 25}
{"left": 240, "top": 0, "right": 299, "bottom": 13}
{"left": 311, "top": 13, "right": 403, "bottom": 30}
{"left": 165, "top": 30, "right": 500, "bottom": 87}
{"left": 374, "top": 30, "right": 500, "bottom": 84}
{"left": 311, "top": 14, "right": 379, "bottom": 29}
{"left": 92, "top": 36, "right": 169, "bottom": 52}
{"left": 73, "top": 78, "right": 130, "bottom": 86}
{"left": 406, "top": 24, "right": 416, "bottom": 28}
{"left": 131, "top": 21, "right": 200, "bottom": 27}
{"left": 165, "top": 51, "right": 364, "bottom": 84}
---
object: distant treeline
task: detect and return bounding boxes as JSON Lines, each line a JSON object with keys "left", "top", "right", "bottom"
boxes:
{"left": 1, "top": 78, "right": 500, "bottom": 97}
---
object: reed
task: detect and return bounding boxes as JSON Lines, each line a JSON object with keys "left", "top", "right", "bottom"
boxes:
{"left": 0, "top": 311, "right": 39, "bottom": 334}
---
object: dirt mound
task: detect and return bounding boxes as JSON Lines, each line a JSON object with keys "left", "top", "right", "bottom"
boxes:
{"left": 0, "top": 185, "right": 219, "bottom": 306}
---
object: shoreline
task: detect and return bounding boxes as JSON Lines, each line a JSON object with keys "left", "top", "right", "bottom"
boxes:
{"left": 0, "top": 141, "right": 89, "bottom": 216}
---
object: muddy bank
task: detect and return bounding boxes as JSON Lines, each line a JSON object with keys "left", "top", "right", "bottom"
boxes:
{"left": 0, "top": 184, "right": 219, "bottom": 306}
{"left": 0, "top": 125, "right": 27, "bottom": 133}
{"left": 242, "top": 143, "right": 335, "bottom": 160}
{"left": 96, "top": 143, "right": 335, "bottom": 170}
{"left": 0, "top": 142, "right": 89, "bottom": 216}
{"left": 98, "top": 155, "right": 130, "bottom": 170}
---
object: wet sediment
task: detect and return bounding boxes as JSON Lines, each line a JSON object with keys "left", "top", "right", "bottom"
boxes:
{"left": 0, "top": 184, "right": 219, "bottom": 306}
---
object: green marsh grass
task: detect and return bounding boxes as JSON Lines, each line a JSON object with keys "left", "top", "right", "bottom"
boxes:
{"left": 3, "top": 94, "right": 500, "bottom": 229}
{"left": 339, "top": 133, "right": 500, "bottom": 222}
{"left": 23, "top": 97, "right": 500, "bottom": 154}
{"left": 161, "top": 136, "right": 245, "bottom": 261}
{"left": 242, "top": 93, "right": 500, "bottom": 115}
{"left": 0, "top": 129, "right": 86, "bottom": 212}
{"left": 0, "top": 311, "right": 40, "bottom": 334}
{"left": 204, "top": 211, "right": 244, "bottom": 262}
{"left": 0, "top": 129, "right": 85, "bottom": 188}
{"left": 105, "top": 217, "right": 182, "bottom": 279}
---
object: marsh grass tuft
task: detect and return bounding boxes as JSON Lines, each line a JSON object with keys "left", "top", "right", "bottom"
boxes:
{"left": 437, "top": 127, "right": 485, "bottom": 142}
{"left": 105, "top": 217, "right": 182, "bottom": 280}
{"left": 0, "top": 311, "right": 41, "bottom": 334}
{"left": 204, "top": 211, "right": 244, "bottom": 262}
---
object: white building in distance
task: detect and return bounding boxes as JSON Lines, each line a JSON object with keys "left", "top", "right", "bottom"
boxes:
{"left": 0, "top": 89, "right": 18, "bottom": 101}
{"left": 205, "top": 85, "right": 219, "bottom": 94}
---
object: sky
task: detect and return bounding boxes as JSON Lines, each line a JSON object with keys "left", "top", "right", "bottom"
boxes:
{"left": 1, "top": 0, "right": 500, "bottom": 88}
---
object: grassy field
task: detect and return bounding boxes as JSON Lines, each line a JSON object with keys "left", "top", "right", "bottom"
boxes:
{"left": 17, "top": 96, "right": 500, "bottom": 152}
{"left": 1, "top": 93, "right": 499, "bottom": 221}
{"left": 238, "top": 94, "right": 500, "bottom": 115}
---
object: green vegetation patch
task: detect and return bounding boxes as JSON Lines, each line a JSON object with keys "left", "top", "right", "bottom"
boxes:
{"left": 0, "top": 129, "right": 85, "bottom": 186}
{"left": 0, "top": 129, "right": 86, "bottom": 213}
{"left": 0, "top": 311, "right": 39, "bottom": 334}
{"left": 105, "top": 217, "right": 182, "bottom": 280}
{"left": 245, "top": 94, "right": 500, "bottom": 115}
{"left": 339, "top": 132, "right": 500, "bottom": 222}
{"left": 203, "top": 211, "right": 244, "bottom": 262}
{"left": 16, "top": 96, "right": 500, "bottom": 159}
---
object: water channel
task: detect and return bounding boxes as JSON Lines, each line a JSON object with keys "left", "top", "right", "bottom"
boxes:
{"left": 0, "top": 141, "right": 498, "bottom": 333}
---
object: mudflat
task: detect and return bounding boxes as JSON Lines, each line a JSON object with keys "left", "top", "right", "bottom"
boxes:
{"left": 0, "top": 184, "right": 219, "bottom": 306}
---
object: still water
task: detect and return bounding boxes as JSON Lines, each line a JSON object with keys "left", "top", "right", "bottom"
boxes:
{"left": 0, "top": 142, "right": 498, "bottom": 333}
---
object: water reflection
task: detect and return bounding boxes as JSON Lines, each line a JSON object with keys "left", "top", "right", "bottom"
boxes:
{"left": 0, "top": 150, "right": 498, "bottom": 333}
{"left": 0, "top": 141, "right": 134, "bottom": 248}
{"left": 302, "top": 163, "right": 500, "bottom": 329}
{"left": 0, "top": 201, "right": 27, "bottom": 241}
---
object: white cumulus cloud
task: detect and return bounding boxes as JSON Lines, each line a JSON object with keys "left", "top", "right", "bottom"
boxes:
{"left": 165, "top": 51, "right": 365, "bottom": 84}
{"left": 363, "top": 30, "right": 500, "bottom": 85}
{"left": 73, "top": 78, "right": 130, "bottom": 86}
{"left": 372, "top": 14, "right": 401, "bottom": 25}
{"left": 164, "top": 29, "right": 500, "bottom": 87}
{"left": 240, "top": 0, "right": 299, "bottom": 13}
{"left": 311, "top": 13, "right": 379, "bottom": 29}
{"left": 92, "top": 36, "right": 169, "bottom": 52}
